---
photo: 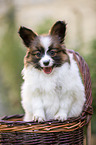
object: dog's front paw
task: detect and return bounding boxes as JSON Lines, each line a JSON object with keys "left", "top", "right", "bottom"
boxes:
{"left": 32, "top": 115, "right": 45, "bottom": 122}
{"left": 54, "top": 111, "right": 67, "bottom": 121}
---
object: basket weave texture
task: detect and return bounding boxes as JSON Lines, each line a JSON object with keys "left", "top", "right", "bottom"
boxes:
{"left": 0, "top": 50, "right": 93, "bottom": 144}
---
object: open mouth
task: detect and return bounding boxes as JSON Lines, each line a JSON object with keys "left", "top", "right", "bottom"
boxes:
{"left": 43, "top": 67, "right": 53, "bottom": 74}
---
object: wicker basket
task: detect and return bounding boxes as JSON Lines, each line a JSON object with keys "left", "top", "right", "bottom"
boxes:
{"left": 0, "top": 50, "right": 93, "bottom": 145}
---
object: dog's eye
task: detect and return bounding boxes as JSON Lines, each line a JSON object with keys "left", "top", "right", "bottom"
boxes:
{"left": 49, "top": 50, "right": 57, "bottom": 57}
{"left": 35, "top": 52, "right": 41, "bottom": 58}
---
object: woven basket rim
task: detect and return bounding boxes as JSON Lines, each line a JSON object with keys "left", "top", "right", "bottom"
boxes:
{"left": 0, "top": 114, "right": 86, "bottom": 133}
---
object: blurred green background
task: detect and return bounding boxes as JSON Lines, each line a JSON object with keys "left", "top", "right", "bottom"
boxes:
{"left": 0, "top": 0, "right": 96, "bottom": 144}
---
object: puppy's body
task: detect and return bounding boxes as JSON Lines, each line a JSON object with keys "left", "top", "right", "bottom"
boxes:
{"left": 19, "top": 21, "right": 86, "bottom": 121}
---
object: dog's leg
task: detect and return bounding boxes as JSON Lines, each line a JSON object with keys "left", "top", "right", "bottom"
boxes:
{"left": 54, "top": 92, "right": 73, "bottom": 121}
{"left": 31, "top": 96, "right": 46, "bottom": 122}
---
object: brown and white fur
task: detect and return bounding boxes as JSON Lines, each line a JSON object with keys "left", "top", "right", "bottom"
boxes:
{"left": 19, "top": 21, "right": 86, "bottom": 122}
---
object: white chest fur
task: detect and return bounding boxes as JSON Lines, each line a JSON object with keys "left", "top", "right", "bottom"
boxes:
{"left": 21, "top": 53, "right": 86, "bottom": 121}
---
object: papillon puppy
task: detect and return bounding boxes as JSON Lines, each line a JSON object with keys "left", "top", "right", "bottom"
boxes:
{"left": 19, "top": 21, "right": 86, "bottom": 122}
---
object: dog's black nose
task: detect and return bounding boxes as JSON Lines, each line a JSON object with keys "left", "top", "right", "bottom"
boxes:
{"left": 43, "top": 60, "right": 50, "bottom": 66}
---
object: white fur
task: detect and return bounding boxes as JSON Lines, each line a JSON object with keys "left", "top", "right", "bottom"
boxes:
{"left": 39, "top": 36, "right": 54, "bottom": 67}
{"left": 40, "top": 36, "right": 52, "bottom": 50}
{"left": 21, "top": 53, "right": 86, "bottom": 121}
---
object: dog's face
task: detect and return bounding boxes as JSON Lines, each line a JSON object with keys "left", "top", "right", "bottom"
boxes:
{"left": 19, "top": 21, "right": 69, "bottom": 74}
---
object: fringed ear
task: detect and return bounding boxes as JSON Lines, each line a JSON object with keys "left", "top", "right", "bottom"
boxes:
{"left": 50, "top": 21, "right": 66, "bottom": 43}
{"left": 18, "top": 26, "right": 37, "bottom": 47}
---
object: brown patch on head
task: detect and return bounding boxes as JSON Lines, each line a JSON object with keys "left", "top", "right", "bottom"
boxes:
{"left": 46, "top": 36, "right": 70, "bottom": 66}
{"left": 60, "top": 47, "right": 70, "bottom": 64}
{"left": 24, "top": 49, "right": 32, "bottom": 67}
{"left": 24, "top": 37, "right": 45, "bottom": 68}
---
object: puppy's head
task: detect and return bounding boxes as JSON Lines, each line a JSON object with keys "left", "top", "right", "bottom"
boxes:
{"left": 18, "top": 21, "right": 69, "bottom": 74}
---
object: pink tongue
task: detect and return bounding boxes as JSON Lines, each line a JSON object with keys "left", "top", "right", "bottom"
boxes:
{"left": 43, "top": 67, "right": 52, "bottom": 74}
